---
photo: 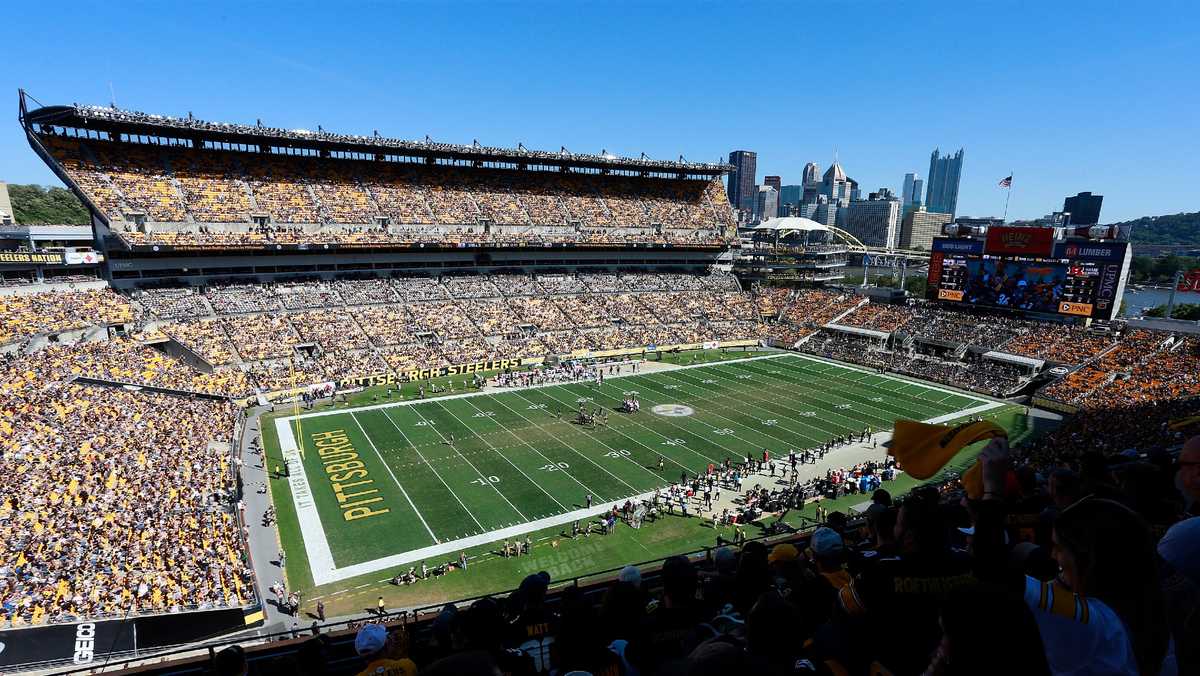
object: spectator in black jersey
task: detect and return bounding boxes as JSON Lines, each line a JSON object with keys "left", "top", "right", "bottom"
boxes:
{"left": 460, "top": 597, "right": 535, "bottom": 676}
{"left": 598, "top": 580, "right": 646, "bottom": 646}
{"left": 732, "top": 541, "right": 771, "bottom": 614}
{"left": 746, "top": 590, "right": 836, "bottom": 675}
{"left": 836, "top": 485, "right": 975, "bottom": 674}
{"left": 505, "top": 572, "right": 555, "bottom": 667}
{"left": 698, "top": 546, "right": 738, "bottom": 615}
{"left": 627, "top": 555, "right": 703, "bottom": 673}
{"left": 922, "top": 583, "right": 1051, "bottom": 676}
{"left": 550, "top": 587, "right": 621, "bottom": 676}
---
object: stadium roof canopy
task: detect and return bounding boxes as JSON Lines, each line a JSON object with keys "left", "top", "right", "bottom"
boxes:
{"left": 982, "top": 351, "right": 1046, "bottom": 369}
{"left": 21, "top": 97, "right": 732, "bottom": 178}
{"left": 825, "top": 323, "right": 890, "bottom": 340}
{"left": 754, "top": 217, "right": 831, "bottom": 233}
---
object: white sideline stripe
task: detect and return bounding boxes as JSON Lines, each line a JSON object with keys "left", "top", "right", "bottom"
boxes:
{"left": 924, "top": 401, "right": 1006, "bottom": 424}
{"left": 275, "top": 417, "right": 337, "bottom": 581}
{"left": 278, "top": 351, "right": 1005, "bottom": 586}
{"left": 282, "top": 352, "right": 790, "bottom": 422}
{"left": 313, "top": 489, "right": 662, "bottom": 585}
{"left": 784, "top": 353, "right": 997, "bottom": 404}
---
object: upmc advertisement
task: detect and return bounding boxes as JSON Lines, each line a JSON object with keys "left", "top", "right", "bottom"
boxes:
{"left": 926, "top": 231, "right": 1131, "bottom": 320}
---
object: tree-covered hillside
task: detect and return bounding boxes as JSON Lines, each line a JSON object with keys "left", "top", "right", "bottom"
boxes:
{"left": 1113, "top": 212, "right": 1200, "bottom": 245}
{"left": 6, "top": 184, "right": 89, "bottom": 225}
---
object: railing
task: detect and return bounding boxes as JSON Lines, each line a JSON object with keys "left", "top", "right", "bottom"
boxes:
{"left": 48, "top": 519, "right": 830, "bottom": 675}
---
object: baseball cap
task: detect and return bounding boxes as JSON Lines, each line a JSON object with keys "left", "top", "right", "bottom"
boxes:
{"left": 810, "top": 527, "right": 844, "bottom": 556}
{"left": 1159, "top": 517, "right": 1200, "bottom": 586}
{"left": 767, "top": 543, "right": 799, "bottom": 565}
{"left": 354, "top": 623, "right": 388, "bottom": 656}
{"left": 519, "top": 571, "right": 551, "bottom": 594}
{"left": 618, "top": 565, "right": 642, "bottom": 586}
{"left": 713, "top": 546, "right": 737, "bottom": 572}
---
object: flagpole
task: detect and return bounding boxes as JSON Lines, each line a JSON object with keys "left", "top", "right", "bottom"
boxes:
{"left": 1002, "top": 171, "right": 1013, "bottom": 223}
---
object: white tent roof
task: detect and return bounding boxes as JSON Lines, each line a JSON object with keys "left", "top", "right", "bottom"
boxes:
{"left": 754, "top": 216, "right": 831, "bottom": 233}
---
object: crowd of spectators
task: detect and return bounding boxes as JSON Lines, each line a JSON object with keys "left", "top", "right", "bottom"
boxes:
{"left": 836, "top": 303, "right": 914, "bottom": 333}
{"left": 887, "top": 354, "right": 1029, "bottom": 397}
{"left": 1001, "top": 323, "right": 1117, "bottom": 365}
{"left": 43, "top": 134, "right": 734, "bottom": 248}
{"left": 799, "top": 330, "right": 1031, "bottom": 396}
{"left": 0, "top": 288, "right": 132, "bottom": 346}
{"left": 1042, "top": 333, "right": 1200, "bottom": 411}
{"left": 0, "top": 347, "right": 252, "bottom": 626}
{"left": 129, "top": 273, "right": 763, "bottom": 393}
{"left": 222, "top": 421, "right": 1198, "bottom": 675}
{"left": 894, "top": 303, "right": 1023, "bottom": 349}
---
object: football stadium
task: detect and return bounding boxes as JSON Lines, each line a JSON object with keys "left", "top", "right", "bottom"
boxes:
{"left": 1, "top": 88, "right": 1197, "bottom": 676}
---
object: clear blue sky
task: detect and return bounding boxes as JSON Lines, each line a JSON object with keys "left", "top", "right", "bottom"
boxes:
{"left": 2, "top": 1, "right": 1197, "bottom": 223}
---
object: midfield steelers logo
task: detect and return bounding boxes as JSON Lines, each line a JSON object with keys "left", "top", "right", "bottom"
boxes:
{"left": 652, "top": 404, "right": 694, "bottom": 417}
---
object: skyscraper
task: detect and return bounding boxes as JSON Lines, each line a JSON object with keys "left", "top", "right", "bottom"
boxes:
{"left": 821, "top": 161, "right": 852, "bottom": 206}
{"left": 779, "top": 185, "right": 803, "bottom": 208}
{"left": 800, "top": 162, "right": 822, "bottom": 204}
{"left": 754, "top": 186, "right": 779, "bottom": 224}
{"left": 845, "top": 189, "right": 902, "bottom": 248}
{"left": 901, "top": 172, "right": 924, "bottom": 209}
{"left": 778, "top": 185, "right": 802, "bottom": 217}
{"left": 925, "top": 148, "right": 965, "bottom": 217}
{"left": 727, "top": 151, "right": 757, "bottom": 213}
{"left": 764, "top": 176, "right": 781, "bottom": 193}
{"left": 900, "top": 207, "right": 953, "bottom": 250}
{"left": 801, "top": 162, "right": 821, "bottom": 186}
{"left": 1062, "top": 191, "right": 1103, "bottom": 225}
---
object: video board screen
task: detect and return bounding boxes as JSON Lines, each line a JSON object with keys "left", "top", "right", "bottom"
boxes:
{"left": 927, "top": 237, "right": 1131, "bottom": 320}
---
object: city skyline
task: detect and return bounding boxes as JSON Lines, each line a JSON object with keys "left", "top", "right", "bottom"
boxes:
{"left": 0, "top": 2, "right": 1196, "bottom": 223}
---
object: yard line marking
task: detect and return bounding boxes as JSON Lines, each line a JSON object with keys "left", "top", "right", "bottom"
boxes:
{"left": 514, "top": 388, "right": 695, "bottom": 479}
{"left": 555, "top": 381, "right": 740, "bottom": 461}
{"left": 667, "top": 365, "right": 849, "bottom": 441}
{"left": 349, "top": 412, "right": 438, "bottom": 543}
{"left": 407, "top": 403, "right": 529, "bottom": 522}
{"left": 290, "top": 485, "right": 668, "bottom": 585}
{"left": 781, "top": 353, "right": 996, "bottom": 403}
{"left": 654, "top": 368, "right": 828, "bottom": 446}
{"left": 375, "top": 407, "right": 487, "bottom": 532}
{"left": 536, "top": 384, "right": 730, "bottom": 468}
{"left": 726, "top": 361, "right": 913, "bottom": 428}
{"left": 629, "top": 371, "right": 818, "bottom": 449}
{"left": 476, "top": 394, "right": 633, "bottom": 500}
{"left": 434, "top": 399, "right": 568, "bottom": 512}
{"left": 283, "top": 352, "right": 791, "bottom": 421}
{"left": 761, "top": 359, "right": 954, "bottom": 419}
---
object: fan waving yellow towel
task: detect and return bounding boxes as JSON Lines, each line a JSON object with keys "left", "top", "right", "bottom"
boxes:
{"left": 889, "top": 419, "right": 1006, "bottom": 498}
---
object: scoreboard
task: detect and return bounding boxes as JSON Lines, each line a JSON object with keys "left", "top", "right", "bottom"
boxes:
{"left": 926, "top": 233, "right": 1131, "bottom": 320}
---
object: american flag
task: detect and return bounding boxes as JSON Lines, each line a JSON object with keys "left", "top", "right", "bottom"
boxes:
{"left": 998, "top": 175, "right": 1013, "bottom": 188}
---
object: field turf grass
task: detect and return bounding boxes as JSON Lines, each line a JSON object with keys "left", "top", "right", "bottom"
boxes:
{"left": 260, "top": 351, "right": 1023, "bottom": 616}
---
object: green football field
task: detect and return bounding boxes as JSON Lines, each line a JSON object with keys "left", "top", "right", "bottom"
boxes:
{"left": 267, "top": 352, "right": 999, "bottom": 592}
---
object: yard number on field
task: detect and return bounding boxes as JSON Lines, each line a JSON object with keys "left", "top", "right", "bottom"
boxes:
{"left": 471, "top": 476, "right": 501, "bottom": 486}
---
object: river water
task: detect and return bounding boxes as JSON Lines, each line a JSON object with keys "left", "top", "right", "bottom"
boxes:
{"left": 1122, "top": 286, "right": 1200, "bottom": 316}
